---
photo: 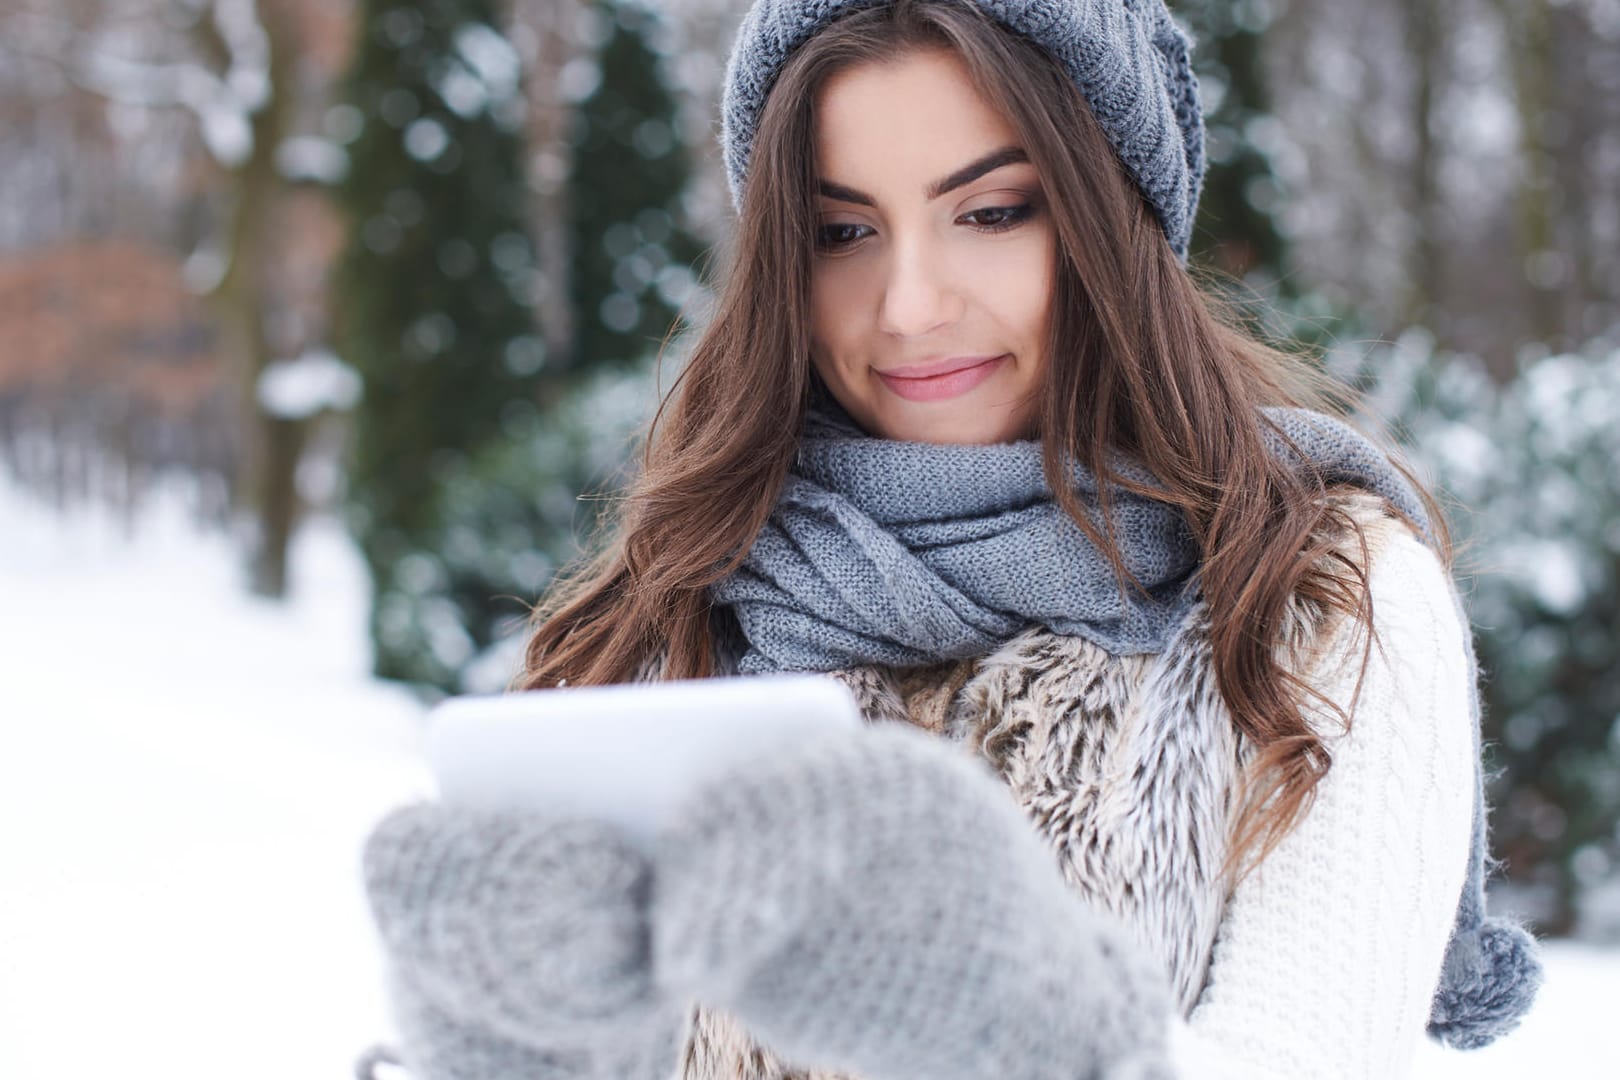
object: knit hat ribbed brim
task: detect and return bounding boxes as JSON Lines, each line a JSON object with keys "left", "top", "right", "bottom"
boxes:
{"left": 717, "top": 0, "right": 1207, "bottom": 260}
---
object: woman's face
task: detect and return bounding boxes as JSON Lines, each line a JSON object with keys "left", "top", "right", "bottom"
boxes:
{"left": 808, "top": 47, "right": 1054, "bottom": 445}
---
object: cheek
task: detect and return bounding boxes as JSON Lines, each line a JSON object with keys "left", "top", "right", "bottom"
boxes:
{"left": 807, "top": 305, "right": 848, "bottom": 421}
{"left": 810, "top": 226, "right": 1054, "bottom": 355}
{"left": 810, "top": 265, "right": 868, "bottom": 350}
{"left": 810, "top": 267, "right": 880, "bottom": 403}
{"left": 973, "top": 234, "right": 1054, "bottom": 344}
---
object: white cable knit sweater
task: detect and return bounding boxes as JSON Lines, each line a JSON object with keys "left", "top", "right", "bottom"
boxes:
{"left": 682, "top": 497, "right": 1478, "bottom": 1080}
{"left": 1167, "top": 524, "right": 1476, "bottom": 1078}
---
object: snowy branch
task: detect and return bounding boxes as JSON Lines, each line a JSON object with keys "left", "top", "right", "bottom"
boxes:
{"left": 0, "top": 0, "right": 271, "bottom": 167}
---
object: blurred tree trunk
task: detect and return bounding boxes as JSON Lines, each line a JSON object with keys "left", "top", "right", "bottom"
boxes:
{"left": 1401, "top": 0, "right": 1445, "bottom": 335}
{"left": 1546, "top": 3, "right": 1616, "bottom": 344}
{"left": 1494, "top": 0, "right": 1562, "bottom": 347}
{"left": 1182, "top": 0, "right": 1290, "bottom": 288}
{"left": 515, "top": 0, "right": 587, "bottom": 390}
{"left": 193, "top": 1, "right": 306, "bottom": 597}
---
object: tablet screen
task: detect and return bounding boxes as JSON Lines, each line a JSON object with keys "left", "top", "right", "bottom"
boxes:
{"left": 427, "top": 674, "right": 864, "bottom": 849}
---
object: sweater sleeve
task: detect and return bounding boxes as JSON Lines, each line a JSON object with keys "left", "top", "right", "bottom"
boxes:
{"left": 1165, "top": 525, "right": 1478, "bottom": 1079}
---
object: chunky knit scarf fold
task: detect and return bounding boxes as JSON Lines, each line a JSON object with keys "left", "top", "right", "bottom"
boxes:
{"left": 707, "top": 397, "right": 1542, "bottom": 1049}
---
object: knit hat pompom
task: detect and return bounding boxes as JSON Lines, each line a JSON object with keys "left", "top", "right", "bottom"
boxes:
{"left": 718, "top": 0, "right": 1206, "bottom": 260}
{"left": 1427, "top": 917, "right": 1546, "bottom": 1050}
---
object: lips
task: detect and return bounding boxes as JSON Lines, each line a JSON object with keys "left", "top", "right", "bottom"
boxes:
{"left": 875, "top": 353, "right": 1010, "bottom": 402}
{"left": 881, "top": 355, "right": 1005, "bottom": 379}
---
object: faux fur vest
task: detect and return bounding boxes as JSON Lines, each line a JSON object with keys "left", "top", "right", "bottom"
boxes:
{"left": 678, "top": 492, "right": 1406, "bottom": 1079}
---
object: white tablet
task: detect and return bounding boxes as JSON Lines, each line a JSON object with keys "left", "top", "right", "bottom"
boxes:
{"left": 427, "top": 674, "right": 864, "bottom": 851}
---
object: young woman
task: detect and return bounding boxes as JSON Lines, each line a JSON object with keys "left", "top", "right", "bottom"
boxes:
{"left": 359, "top": 2, "right": 1542, "bottom": 1077}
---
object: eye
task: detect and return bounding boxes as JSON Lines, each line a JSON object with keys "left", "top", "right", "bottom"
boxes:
{"left": 960, "top": 203, "right": 1035, "bottom": 233}
{"left": 815, "top": 222, "right": 873, "bottom": 252}
{"left": 813, "top": 202, "right": 1037, "bottom": 253}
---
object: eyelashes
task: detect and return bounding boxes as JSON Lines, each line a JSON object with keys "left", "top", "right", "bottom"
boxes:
{"left": 960, "top": 203, "right": 1036, "bottom": 233}
{"left": 814, "top": 202, "right": 1038, "bottom": 253}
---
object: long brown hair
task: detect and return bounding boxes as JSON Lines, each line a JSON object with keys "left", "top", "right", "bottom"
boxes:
{"left": 515, "top": 0, "right": 1451, "bottom": 885}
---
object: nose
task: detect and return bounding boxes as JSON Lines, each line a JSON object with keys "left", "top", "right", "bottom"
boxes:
{"left": 877, "top": 243, "right": 960, "bottom": 338}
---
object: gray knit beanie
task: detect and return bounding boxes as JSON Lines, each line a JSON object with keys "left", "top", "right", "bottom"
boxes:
{"left": 719, "top": 0, "right": 1206, "bottom": 260}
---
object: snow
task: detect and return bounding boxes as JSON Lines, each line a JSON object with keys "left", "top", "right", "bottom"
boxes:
{"left": 558, "top": 56, "right": 603, "bottom": 104}
{"left": 181, "top": 248, "right": 228, "bottom": 294}
{"left": 403, "top": 116, "right": 451, "bottom": 163}
{"left": 1413, "top": 941, "right": 1618, "bottom": 1076}
{"left": 439, "top": 23, "right": 524, "bottom": 119}
{"left": 1502, "top": 537, "right": 1589, "bottom": 617}
{"left": 276, "top": 134, "right": 350, "bottom": 184}
{"left": 0, "top": 471, "right": 1611, "bottom": 1078}
{"left": 255, "top": 348, "right": 363, "bottom": 419}
{"left": 76, "top": 49, "right": 255, "bottom": 167}
{"left": 0, "top": 475, "right": 430, "bottom": 1080}
{"left": 196, "top": 98, "right": 255, "bottom": 167}
{"left": 454, "top": 25, "right": 522, "bottom": 98}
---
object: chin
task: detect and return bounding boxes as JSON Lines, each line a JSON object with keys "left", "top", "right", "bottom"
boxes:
{"left": 873, "top": 404, "right": 1031, "bottom": 446}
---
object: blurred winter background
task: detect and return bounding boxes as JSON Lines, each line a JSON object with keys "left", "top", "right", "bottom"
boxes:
{"left": 0, "top": 0, "right": 1615, "bottom": 1076}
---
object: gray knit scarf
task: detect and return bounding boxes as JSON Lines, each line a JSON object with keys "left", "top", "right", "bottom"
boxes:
{"left": 708, "top": 395, "right": 1542, "bottom": 1049}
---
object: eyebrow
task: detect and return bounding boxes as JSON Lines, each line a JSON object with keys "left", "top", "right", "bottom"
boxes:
{"left": 817, "top": 145, "right": 1031, "bottom": 206}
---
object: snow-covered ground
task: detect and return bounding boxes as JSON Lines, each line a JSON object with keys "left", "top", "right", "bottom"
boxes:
{"left": 0, "top": 477, "right": 432, "bottom": 1080}
{"left": 0, "top": 474, "right": 1612, "bottom": 1079}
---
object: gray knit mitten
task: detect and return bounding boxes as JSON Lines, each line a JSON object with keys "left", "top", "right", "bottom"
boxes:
{"left": 651, "top": 721, "right": 1176, "bottom": 1080}
{"left": 361, "top": 805, "right": 686, "bottom": 1080}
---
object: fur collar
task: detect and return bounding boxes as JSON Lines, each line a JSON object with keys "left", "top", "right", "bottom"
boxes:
{"left": 677, "top": 492, "right": 1403, "bottom": 1078}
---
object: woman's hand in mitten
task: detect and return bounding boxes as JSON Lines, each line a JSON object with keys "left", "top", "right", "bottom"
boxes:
{"left": 650, "top": 722, "right": 1176, "bottom": 1080}
{"left": 360, "top": 803, "right": 686, "bottom": 1080}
